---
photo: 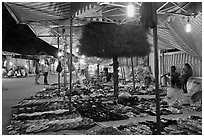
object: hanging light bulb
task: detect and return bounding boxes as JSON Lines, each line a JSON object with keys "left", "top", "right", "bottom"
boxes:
{"left": 127, "top": 3, "right": 135, "bottom": 17}
{"left": 58, "top": 52, "right": 63, "bottom": 57}
{"left": 186, "top": 17, "right": 191, "bottom": 33}
{"left": 75, "top": 48, "right": 79, "bottom": 53}
{"left": 81, "top": 55, "right": 85, "bottom": 59}
{"left": 9, "top": 62, "right": 13, "bottom": 66}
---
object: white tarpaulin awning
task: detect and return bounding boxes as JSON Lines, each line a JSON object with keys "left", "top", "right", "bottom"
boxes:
{"left": 4, "top": 2, "right": 202, "bottom": 60}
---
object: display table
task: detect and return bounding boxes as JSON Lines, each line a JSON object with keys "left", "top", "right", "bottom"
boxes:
{"left": 7, "top": 80, "right": 202, "bottom": 135}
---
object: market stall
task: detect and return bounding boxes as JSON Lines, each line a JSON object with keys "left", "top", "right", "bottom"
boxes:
{"left": 4, "top": 2, "right": 202, "bottom": 135}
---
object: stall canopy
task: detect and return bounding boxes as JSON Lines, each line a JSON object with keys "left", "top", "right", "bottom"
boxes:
{"left": 4, "top": 2, "right": 202, "bottom": 60}
{"left": 2, "top": 4, "right": 59, "bottom": 57}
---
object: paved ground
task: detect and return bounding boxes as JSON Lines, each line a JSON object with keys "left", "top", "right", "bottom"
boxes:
{"left": 1, "top": 74, "right": 63, "bottom": 135}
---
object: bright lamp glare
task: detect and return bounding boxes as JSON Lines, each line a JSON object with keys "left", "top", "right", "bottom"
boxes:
{"left": 186, "top": 23, "right": 191, "bottom": 33}
{"left": 80, "top": 59, "right": 85, "bottom": 64}
{"left": 75, "top": 48, "right": 79, "bottom": 53}
{"left": 58, "top": 52, "right": 63, "bottom": 57}
{"left": 81, "top": 55, "right": 85, "bottom": 59}
{"left": 127, "top": 4, "right": 135, "bottom": 17}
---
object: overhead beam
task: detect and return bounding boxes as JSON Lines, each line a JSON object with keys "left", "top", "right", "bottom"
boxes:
{"left": 157, "top": 11, "right": 193, "bottom": 16}
{"left": 171, "top": 2, "right": 188, "bottom": 13}
{"left": 157, "top": 2, "right": 169, "bottom": 12}
{"left": 174, "top": 2, "right": 190, "bottom": 13}
{"left": 157, "top": 5, "right": 176, "bottom": 13}
{"left": 100, "top": 7, "right": 119, "bottom": 14}
{"left": 105, "top": 3, "right": 126, "bottom": 8}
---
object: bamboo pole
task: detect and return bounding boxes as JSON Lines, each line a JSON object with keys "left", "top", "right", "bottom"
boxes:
{"left": 57, "top": 36, "right": 61, "bottom": 92}
{"left": 152, "top": 2, "right": 161, "bottom": 135}
{"left": 68, "top": 18, "right": 73, "bottom": 112}
{"left": 131, "top": 57, "right": 136, "bottom": 92}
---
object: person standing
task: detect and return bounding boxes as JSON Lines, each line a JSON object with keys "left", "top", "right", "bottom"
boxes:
{"left": 161, "top": 66, "right": 180, "bottom": 88}
{"left": 43, "top": 60, "right": 50, "bottom": 85}
{"left": 34, "top": 59, "right": 40, "bottom": 84}
{"left": 180, "top": 63, "right": 193, "bottom": 93}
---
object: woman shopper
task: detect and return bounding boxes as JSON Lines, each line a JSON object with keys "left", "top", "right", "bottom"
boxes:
{"left": 34, "top": 59, "right": 41, "bottom": 84}
{"left": 43, "top": 60, "right": 50, "bottom": 85}
{"left": 161, "top": 66, "right": 180, "bottom": 88}
{"left": 180, "top": 63, "right": 193, "bottom": 93}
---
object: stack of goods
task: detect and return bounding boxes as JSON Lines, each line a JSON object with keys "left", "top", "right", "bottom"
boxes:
{"left": 73, "top": 96, "right": 129, "bottom": 122}
{"left": 8, "top": 86, "right": 95, "bottom": 135}
{"left": 8, "top": 113, "right": 95, "bottom": 135}
{"left": 164, "top": 87, "right": 202, "bottom": 112}
{"left": 163, "top": 115, "right": 202, "bottom": 135}
{"left": 118, "top": 97, "right": 181, "bottom": 116}
{"left": 117, "top": 122, "right": 152, "bottom": 135}
{"left": 87, "top": 126, "right": 125, "bottom": 135}
{"left": 188, "top": 100, "right": 202, "bottom": 111}
{"left": 9, "top": 78, "right": 198, "bottom": 135}
{"left": 87, "top": 115, "right": 202, "bottom": 135}
{"left": 116, "top": 115, "right": 202, "bottom": 135}
{"left": 121, "top": 82, "right": 166, "bottom": 96}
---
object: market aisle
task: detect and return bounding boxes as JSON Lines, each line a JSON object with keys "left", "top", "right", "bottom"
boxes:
{"left": 2, "top": 74, "right": 64, "bottom": 135}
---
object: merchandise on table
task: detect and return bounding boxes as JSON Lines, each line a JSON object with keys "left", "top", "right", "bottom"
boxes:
{"left": 8, "top": 114, "right": 95, "bottom": 135}
{"left": 87, "top": 126, "right": 126, "bottom": 135}
{"left": 8, "top": 79, "right": 201, "bottom": 135}
{"left": 116, "top": 116, "right": 202, "bottom": 135}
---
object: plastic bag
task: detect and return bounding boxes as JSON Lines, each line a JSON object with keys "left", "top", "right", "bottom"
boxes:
{"left": 187, "top": 78, "right": 202, "bottom": 96}
{"left": 166, "top": 87, "right": 189, "bottom": 106}
{"left": 119, "top": 92, "right": 132, "bottom": 98}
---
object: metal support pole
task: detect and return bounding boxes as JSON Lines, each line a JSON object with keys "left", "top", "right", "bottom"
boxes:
{"left": 152, "top": 2, "right": 161, "bottom": 135}
{"left": 57, "top": 36, "right": 61, "bottom": 92}
{"left": 68, "top": 18, "right": 73, "bottom": 112}
{"left": 131, "top": 57, "right": 136, "bottom": 92}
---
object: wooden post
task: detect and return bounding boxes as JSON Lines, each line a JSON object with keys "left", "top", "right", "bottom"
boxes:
{"left": 15, "top": 58, "right": 18, "bottom": 67}
{"left": 136, "top": 57, "right": 139, "bottom": 66}
{"left": 113, "top": 57, "right": 119, "bottom": 99}
{"left": 97, "top": 64, "right": 100, "bottom": 83}
{"left": 120, "top": 66, "right": 123, "bottom": 84}
{"left": 122, "top": 66, "right": 126, "bottom": 84}
{"left": 147, "top": 55, "right": 149, "bottom": 66}
{"left": 68, "top": 18, "right": 73, "bottom": 112}
{"left": 162, "top": 50, "right": 165, "bottom": 75}
{"left": 62, "top": 29, "right": 67, "bottom": 90}
{"left": 131, "top": 57, "right": 136, "bottom": 92}
{"left": 57, "top": 36, "right": 61, "bottom": 92}
{"left": 28, "top": 57, "right": 31, "bottom": 73}
{"left": 152, "top": 2, "right": 161, "bottom": 135}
